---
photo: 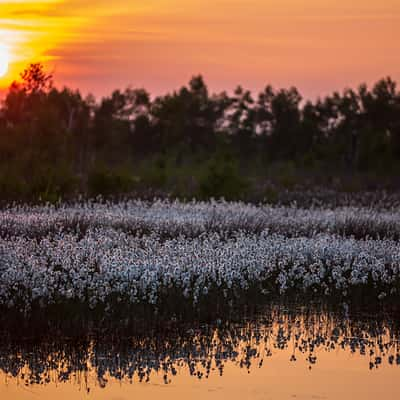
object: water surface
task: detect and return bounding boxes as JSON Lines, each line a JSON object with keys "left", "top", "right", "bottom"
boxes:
{"left": 1, "top": 307, "right": 399, "bottom": 400}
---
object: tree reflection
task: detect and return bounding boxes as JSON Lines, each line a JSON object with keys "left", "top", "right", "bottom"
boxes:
{"left": 0, "top": 307, "right": 399, "bottom": 390}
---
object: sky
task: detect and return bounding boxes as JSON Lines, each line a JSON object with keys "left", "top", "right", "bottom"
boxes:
{"left": 0, "top": 0, "right": 400, "bottom": 99}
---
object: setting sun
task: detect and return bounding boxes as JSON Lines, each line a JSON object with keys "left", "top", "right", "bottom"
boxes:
{"left": 0, "top": 45, "right": 9, "bottom": 78}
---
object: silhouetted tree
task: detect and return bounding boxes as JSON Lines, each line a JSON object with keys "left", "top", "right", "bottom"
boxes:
{"left": 1, "top": 62, "right": 400, "bottom": 201}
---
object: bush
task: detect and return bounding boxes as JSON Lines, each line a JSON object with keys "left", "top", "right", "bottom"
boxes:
{"left": 140, "top": 156, "right": 167, "bottom": 187}
{"left": 198, "top": 156, "right": 250, "bottom": 200}
{"left": 31, "top": 165, "right": 77, "bottom": 202}
{"left": 0, "top": 165, "right": 77, "bottom": 203}
{"left": 88, "top": 166, "right": 138, "bottom": 196}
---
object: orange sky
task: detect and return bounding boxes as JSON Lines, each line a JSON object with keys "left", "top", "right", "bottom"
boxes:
{"left": 1, "top": 0, "right": 400, "bottom": 98}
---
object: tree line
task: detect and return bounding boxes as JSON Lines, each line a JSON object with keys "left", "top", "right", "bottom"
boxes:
{"left": 0, "top": 63, "right": 399, "bottom": 201}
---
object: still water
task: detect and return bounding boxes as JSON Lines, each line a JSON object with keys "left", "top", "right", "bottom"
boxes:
{"left": 0, "top": 307, "right": 399, "bottom": 400}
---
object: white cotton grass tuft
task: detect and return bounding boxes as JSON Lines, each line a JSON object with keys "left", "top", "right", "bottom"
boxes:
{"left": 0, "top": 199, "right": 399, "bottom": 313}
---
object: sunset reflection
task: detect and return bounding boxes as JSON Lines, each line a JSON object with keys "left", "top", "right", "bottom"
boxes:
{"left": 0, "top": 307, "right": 399, "bottom": 399}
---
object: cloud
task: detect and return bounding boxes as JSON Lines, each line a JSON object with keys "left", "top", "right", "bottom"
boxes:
{"left": 1, "top": 0, "right": 399, "bottom": 97}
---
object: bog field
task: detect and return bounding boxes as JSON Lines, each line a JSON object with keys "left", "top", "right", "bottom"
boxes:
{"left": 1, "top": 199, "right": 400, "bottom": 318}
{"left": 1, "top": 198, "right": 400, "bottom": 400}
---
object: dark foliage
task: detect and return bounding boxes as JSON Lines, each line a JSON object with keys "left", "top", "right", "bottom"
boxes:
{"left": 1, "top": 63, "right": 400, "bottom": 201}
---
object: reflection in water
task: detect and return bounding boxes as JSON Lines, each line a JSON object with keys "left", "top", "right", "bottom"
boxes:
{"left": 0, "top": 306, "right": 399, "bottom": 393}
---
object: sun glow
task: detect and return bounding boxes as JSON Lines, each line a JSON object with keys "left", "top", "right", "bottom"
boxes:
{"left": 0, "top": 1, "right": 399, "bottom": 96}
{"left": 0, "top": 45, "right": 9, "bottom": 78}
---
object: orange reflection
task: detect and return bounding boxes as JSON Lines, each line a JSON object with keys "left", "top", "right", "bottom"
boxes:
{"left": 0, "top": 308, "right": 399, "bottom": 399}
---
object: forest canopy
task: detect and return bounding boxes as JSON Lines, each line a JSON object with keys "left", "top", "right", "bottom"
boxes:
{"left": 0, "top": 63, "right": 399, "bottom": 202}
